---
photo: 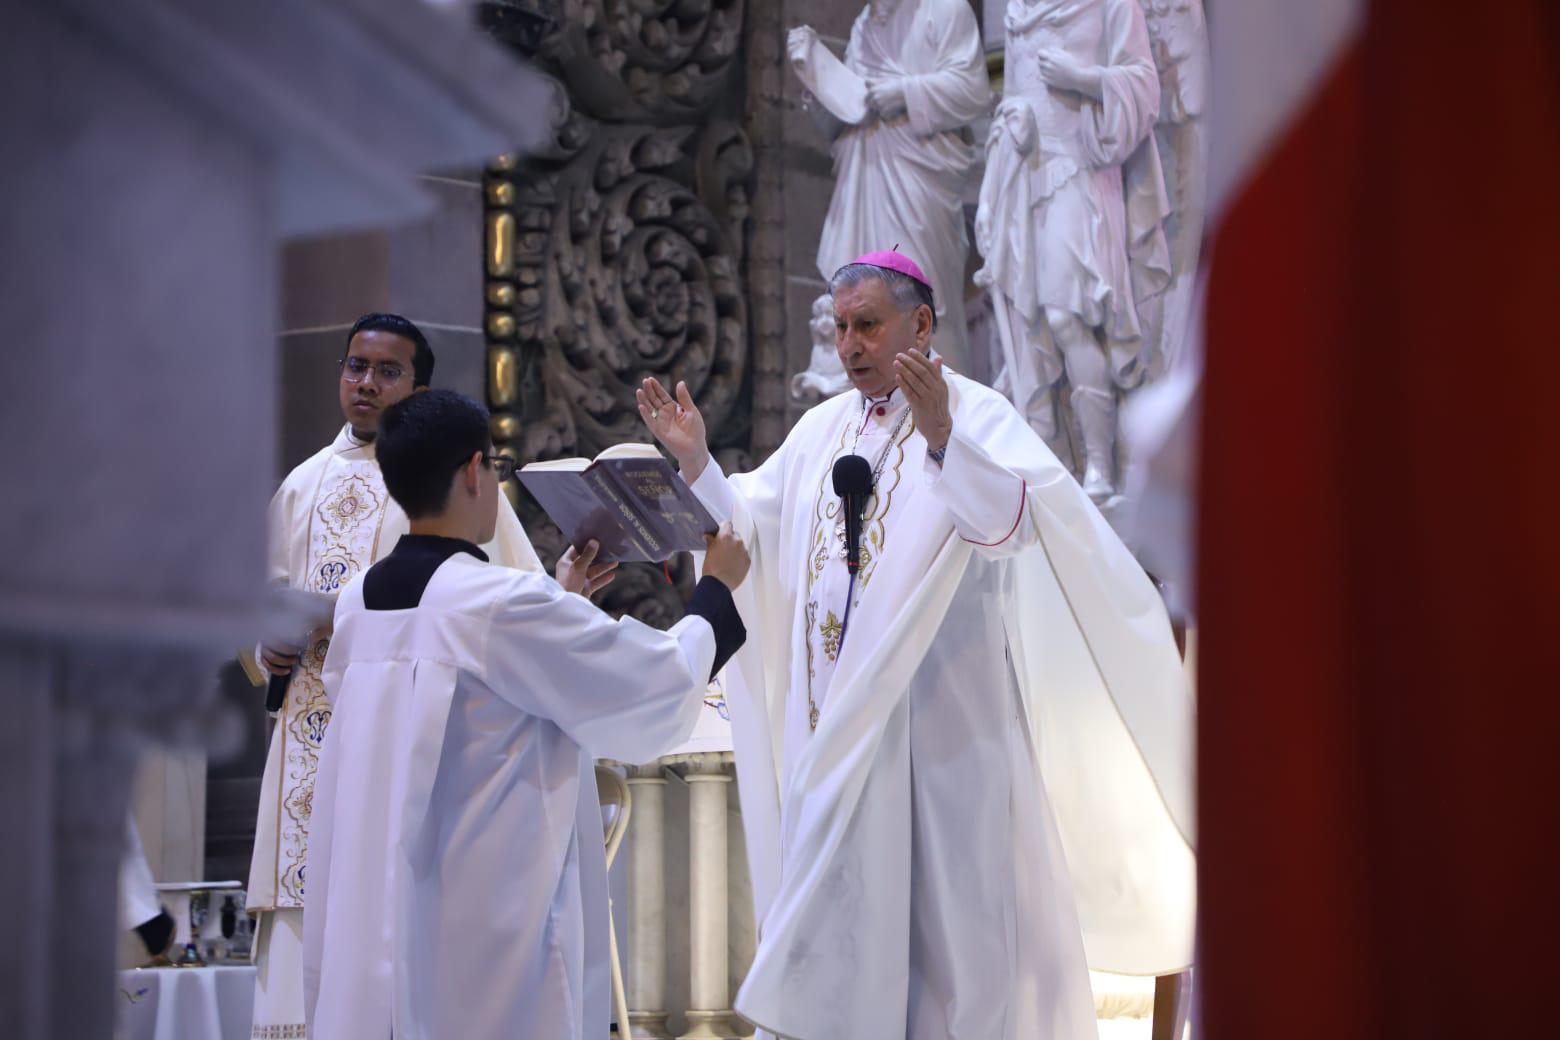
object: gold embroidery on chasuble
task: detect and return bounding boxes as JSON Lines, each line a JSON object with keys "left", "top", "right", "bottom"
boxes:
{"left": 804, "top": 602, "right": 819, "bottom": 681}
{"left": 271, "top": 458, "right": 386, "bottom": 908}
{"left": 820, "top": 611, "right": 843, "bottom": 662}
{"left": 800, "top": 406, "right": 916, "bottom": 723}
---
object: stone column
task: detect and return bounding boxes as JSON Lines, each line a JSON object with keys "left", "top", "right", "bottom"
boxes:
{"left": 626, "top": 762, "right": 672, "bottom": 1038}
{"left": 0, "top": 2, "right": 552, "bottom": 1036}
{"left": 674, "top": 752, "right": 741, "bottom": 1040}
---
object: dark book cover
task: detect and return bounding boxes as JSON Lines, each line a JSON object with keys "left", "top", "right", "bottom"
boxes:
{"left": 518, "top": 454, "right": 717, "bottom": 562}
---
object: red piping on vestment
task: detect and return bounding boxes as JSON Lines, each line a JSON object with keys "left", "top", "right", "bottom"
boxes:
{"left": 960, "top": 479, "right": 1027, "bottom": 547}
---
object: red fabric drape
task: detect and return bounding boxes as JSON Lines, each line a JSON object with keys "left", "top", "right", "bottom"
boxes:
{"left": 1199, "top": 4, "right": 1560, "bottom": 1036}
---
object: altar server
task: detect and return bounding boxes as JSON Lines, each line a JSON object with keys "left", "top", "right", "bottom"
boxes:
{"left": 303, "top": 390, "right": 750, "bottom": 1040}
{"left": 246, "top": 313, "right": 542, "bottom": 1037}
{"left": 638, "top": 251, "right": 1195, "bottom": 1040}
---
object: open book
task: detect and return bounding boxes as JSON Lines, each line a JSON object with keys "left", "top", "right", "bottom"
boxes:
{"left": 518, "top": 443, "right": 717, "bottom": 563}
{"left": 795, "top": 35, "right": 868, "bottom": 124}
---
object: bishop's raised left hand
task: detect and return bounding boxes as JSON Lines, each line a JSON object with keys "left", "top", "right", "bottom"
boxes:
{"left": 895, "top": 349, "right": 952, "bottom": 454}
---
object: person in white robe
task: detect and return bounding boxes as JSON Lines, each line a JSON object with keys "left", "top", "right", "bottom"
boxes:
{"left": 975, "top": 0, "right": 1171, "bottom": 501}
{"left": 638, "top": 251, "right": 1194, "bottom": 1040}
{"left": 117, "top": 817, "right": 174, "bottom": 968}
{"left": 789, "top": 0, "right": 992, "bottom": 371}
{"left": 244, "top": 314, "right": 543, "bottom": 1038}
{"left": 301, "top": 389, "right": 751, "bottom": 1040}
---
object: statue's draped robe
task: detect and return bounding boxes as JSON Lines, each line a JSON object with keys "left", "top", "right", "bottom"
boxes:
{"left": 976, "top": 0, "right": 1171, "bottom": 400}
{"left": 1140, "top": 0, "right": 1209, "bottom": 374}
{"left": 246, "top": 424, "right": 539, "bottom": 1031}
{"left": 820, "top": 0, "right": 993, "bottom": 371}
{"left": 691, "top": 375, "right": 1195, "bottom": 1040}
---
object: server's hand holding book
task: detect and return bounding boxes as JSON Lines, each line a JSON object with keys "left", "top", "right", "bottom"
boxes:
{"left": 518, "top": 443, "right": 717, "bottom": 562}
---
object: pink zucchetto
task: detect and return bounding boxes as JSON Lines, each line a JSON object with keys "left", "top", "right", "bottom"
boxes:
{"left": 845, "top": 248, "right": 932, "bottom": 290}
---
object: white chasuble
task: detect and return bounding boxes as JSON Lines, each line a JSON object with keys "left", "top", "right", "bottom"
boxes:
{"left": 689, "top": 374, "right": 1195, "bottom": 1040}
{"left": 253, "top": 442, "right": 387, "bottom": 913}
{"left": 795, "top": 392, "right": 916, "bottom": 773}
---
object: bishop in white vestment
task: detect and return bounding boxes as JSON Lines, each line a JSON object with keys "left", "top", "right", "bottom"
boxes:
{"left": 301, "top": 389, "right": 750, "bottom": 1039}
{"left": 246, "top": 316, "right": 541, "bottom": 1037}
{"left": 640, "top": 253, "right": 1194, "bottom": 1040}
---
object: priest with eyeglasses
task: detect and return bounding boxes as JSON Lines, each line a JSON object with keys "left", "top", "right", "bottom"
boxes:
{"left": 638, "top": 250, "right": 1196, "bottom": 1039}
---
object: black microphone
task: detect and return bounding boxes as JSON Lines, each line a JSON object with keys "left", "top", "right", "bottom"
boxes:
{"left": 266, "top": 670, "right": 292, "bottom": 713}
{"left": 832, "top": 454, "right": 874, "bottom": 574}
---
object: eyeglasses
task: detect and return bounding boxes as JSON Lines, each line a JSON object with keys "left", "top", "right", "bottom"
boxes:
{"left": 482, "top": 454, "right": 518, "bottom": 482}
{"left": 340, "top": 356, "right": 408, "bottom": 386}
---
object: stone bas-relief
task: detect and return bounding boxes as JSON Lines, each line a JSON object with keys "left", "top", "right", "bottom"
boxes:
{"left": 976, "top": 0, "right": 1207, "bottom": 506}
{"left": 483, "top": 1, "right": 765, "bottom": 627}
{"left": 790, "top": 293, "right": 852, "bottom": 404}
{"left": 788, "top": 0, "right": 993, "bottom": 374}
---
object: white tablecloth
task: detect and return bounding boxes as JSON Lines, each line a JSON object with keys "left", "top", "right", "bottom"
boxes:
{"left": 118, "top": 966, "right": 254, "bottom": 1040}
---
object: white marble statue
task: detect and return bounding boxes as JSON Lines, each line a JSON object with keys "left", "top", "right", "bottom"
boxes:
{"left": 790, "top": 293, "right": 853, "bottom": 404}
{"left": 975, "top": 0, "right": 1172, "bottom": 502}
{"left": 788, "top": 0, "right": 993, "bottom": 373}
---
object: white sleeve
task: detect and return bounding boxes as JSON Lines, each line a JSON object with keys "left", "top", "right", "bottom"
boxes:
{"left": 266, "top": 474, "right": 294, "bottom": 586}
{"left": 921, "top": 422, "right": 1038, "bottom": 559}
{"left": 118, "top": 818, "right": 161, "bottom": 931}
{"left": 246, "top": 476, "right": 298, "bottom": 694}
{"left": 485, "top": 574, "right": 715, "bottom": 765}
{"left": 686, "top": 434, "right": 795, "bottom": 586}
{"left": 686, "top": 458, "right": 743, "bottom": 525}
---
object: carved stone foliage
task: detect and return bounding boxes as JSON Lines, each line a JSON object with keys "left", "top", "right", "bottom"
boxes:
{"left": 488, "top": 120, "right": 752, "bottom": 468}
{"left": 742, "top": 0, "right": 787, "bottom": 458}
{"left": 482, "top": 1, "right": 760, "bottom": 623}
{"left": 481, "top": 1, "right": 745, "bottom": 124}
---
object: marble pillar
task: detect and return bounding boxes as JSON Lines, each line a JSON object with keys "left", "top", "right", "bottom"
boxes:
{"left": 673, "top": 752, "right": 742, "bottom": 1040}
{"left": 627, "top": 763, "right": 673, "bottom": 1038}
{"left": 0, "top": 2, "right": 550, "bottom": 1036}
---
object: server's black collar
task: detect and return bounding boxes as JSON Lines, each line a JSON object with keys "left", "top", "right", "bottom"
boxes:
{"left": 363, "top": 534, "right": 488, "bottom": 611}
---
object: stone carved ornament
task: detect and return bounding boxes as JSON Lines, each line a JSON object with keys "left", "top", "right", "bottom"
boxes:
{"left": 481, "top": 1, "right": 760, "bottom": 626}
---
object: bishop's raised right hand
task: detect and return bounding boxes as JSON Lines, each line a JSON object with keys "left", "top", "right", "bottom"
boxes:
{"left": 637, "top": 377, "right": 710, "bottom": 483}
